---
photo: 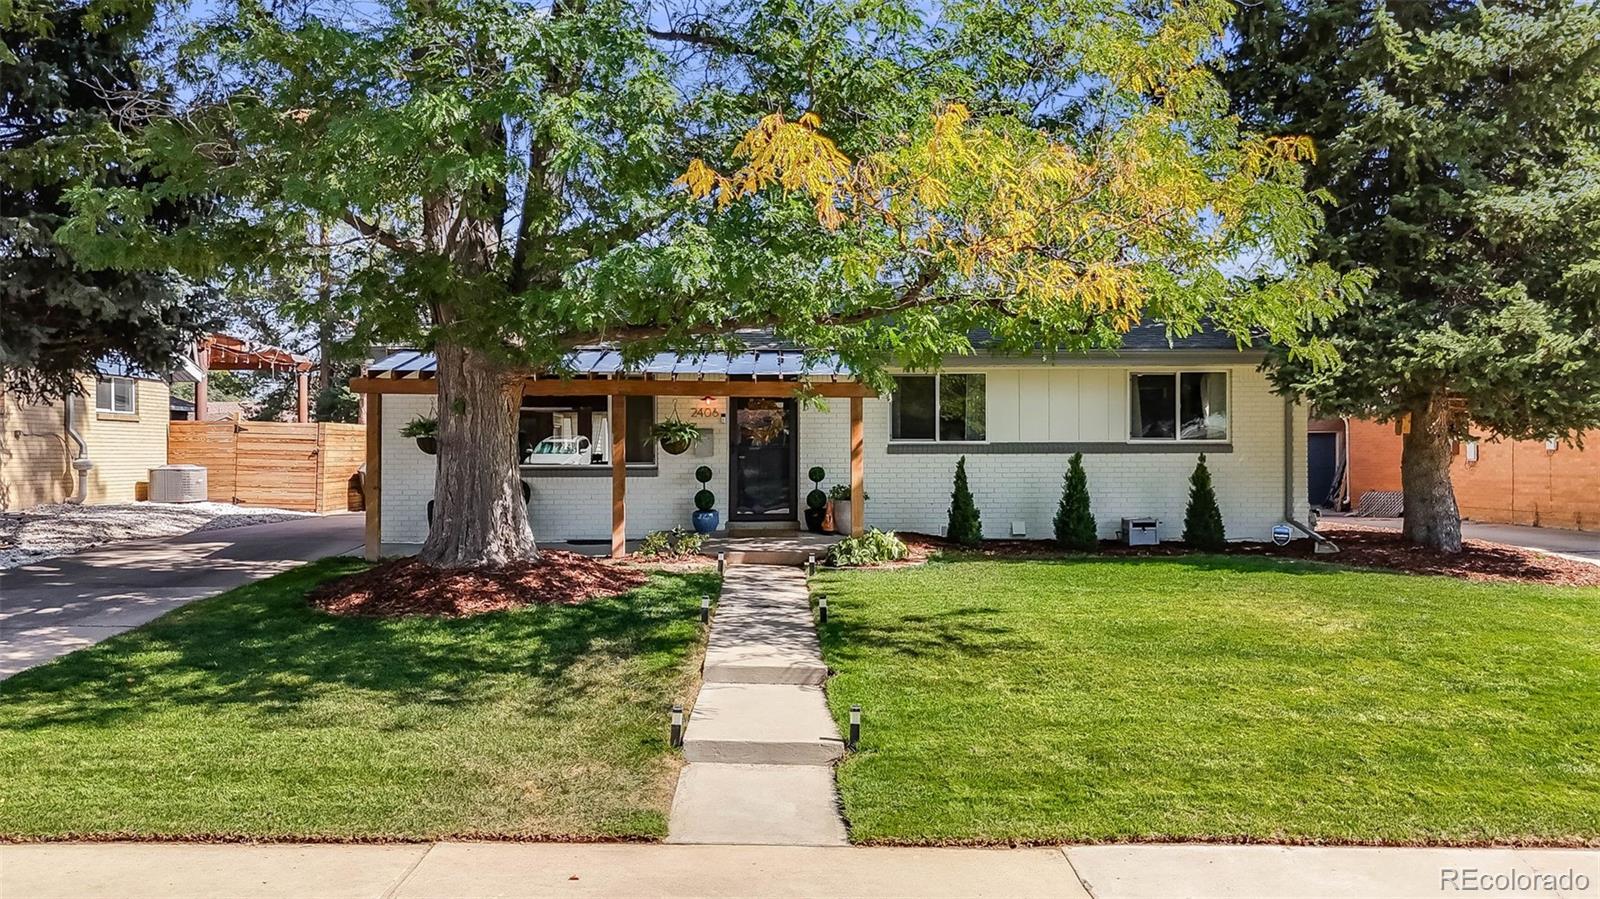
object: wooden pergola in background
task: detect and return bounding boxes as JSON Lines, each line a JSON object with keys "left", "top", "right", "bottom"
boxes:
{"left": 195, "top": 334, "right": 316, "bottom": 422}
{"left": 351, "top": 357, "right": 875, "bottom": 561}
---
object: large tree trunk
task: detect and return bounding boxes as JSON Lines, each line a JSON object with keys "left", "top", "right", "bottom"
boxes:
{"left": 1400, "top": 393, "right": 1463, "bottom": 553}
{"left": 417, "top": 340, "right": 538, "bottom": 567}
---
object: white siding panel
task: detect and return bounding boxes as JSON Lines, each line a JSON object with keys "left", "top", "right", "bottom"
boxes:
{"left": 1077, "top": 369, "right": 1113, "bottom": 441}
{"left": 1018, "top": 370, "right": 1051, "bottom": 442}
{"left": 1047, "top": 370, "right": 1079, "bottom": 441}
{"left": 985, "top": 370, "right": 1021, "bottom": 442}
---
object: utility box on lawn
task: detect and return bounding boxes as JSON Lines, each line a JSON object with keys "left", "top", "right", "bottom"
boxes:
{"left": 1120, "top": 517, "right": 1159, "bottom": 546}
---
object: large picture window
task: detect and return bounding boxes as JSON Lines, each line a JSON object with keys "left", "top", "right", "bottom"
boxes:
{"left": 891, "top": 374, "right": 986, "bottom": 441}
{"left": 516, "top": 394, "right": 655, "bottom": 466}
{"left": 95, "top": 376, "right": 137, "bottom": 415}
{"left": 1130, "top": 372, "right": 1228, "bottom": 441}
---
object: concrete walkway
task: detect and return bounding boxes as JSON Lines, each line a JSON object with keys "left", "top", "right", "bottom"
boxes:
{"left": 1347, "top": 517, "right": 1599, "bottom": 566}
{"left": 668, "top": 564, "right": 847, "bottom": 845}
{"left": 0, "top": 513, "right": 363, "bottom": 679}
{"left": 3, "top": 842, "right": 1594, "bottom": 899}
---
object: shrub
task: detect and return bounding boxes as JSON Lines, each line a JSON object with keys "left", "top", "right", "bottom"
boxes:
{"left": 694, "top": 489, "right": 716, "bottom": 512}
{"left": 1183, "top": 453, "right": 1227, "bottom": 551}
{"left": 636, "top": 527, "right": 706, "bottom": 558}
{"left": 946, "top": 456, "right": 983, "bottom": 546}
{"left": 1053, "top": 452, "right": 1097, "bottom": 551}
{"left": 826, "top": 528, "right": 908, "bottom": 566}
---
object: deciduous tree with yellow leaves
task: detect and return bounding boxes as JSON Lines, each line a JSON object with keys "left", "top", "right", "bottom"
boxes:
{"left": 55, "top": 0, "right": 1364, "bottom": 568}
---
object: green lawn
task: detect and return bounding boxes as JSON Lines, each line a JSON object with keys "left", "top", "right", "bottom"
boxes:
{"left": 0, "top": 558, "right": 717, "bottom": 840}
{"left": 815, "top": 556, "right": 1600, "bottom": 846}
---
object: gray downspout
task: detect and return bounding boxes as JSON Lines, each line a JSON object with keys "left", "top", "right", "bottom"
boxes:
{"left": 1283, "top": 398, "right": 1337, "bottom": 551}
{"left": 63, "top": 396, "right": 94, "bottom": 504}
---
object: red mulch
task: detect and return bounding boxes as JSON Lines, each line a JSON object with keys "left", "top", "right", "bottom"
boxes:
{"left": 308, "top": 552, "right": 649, "bottom": 618}
{"left": 896, "top": 525, "right": 1600, "bottom": 587}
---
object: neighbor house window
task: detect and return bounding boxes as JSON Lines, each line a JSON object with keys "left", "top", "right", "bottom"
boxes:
{"left": 1129, "top": 372, "right": 1228, "bottom": 441}
{"left": 891, "top": 374, "right": 986, "bottom": 441}
{"left": 95, "top": 376, "right": 137, "bottom": 415}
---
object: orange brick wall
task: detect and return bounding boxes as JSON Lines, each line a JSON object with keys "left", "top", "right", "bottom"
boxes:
{"left": 1344, "top": 417, "right": 1599, "bottom": 531}
{"left": 1345, "top": 417, "right": 1404, "bottom": 503}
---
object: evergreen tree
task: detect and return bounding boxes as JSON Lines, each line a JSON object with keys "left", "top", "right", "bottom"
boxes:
{"left": 1053, "top": 452, "right": 1098, "bottom": 551}
{"left": 946, "top": 456, "right": 983, "bottom": 547}
{"left": 1226, "top": 0, "right": 1600, "bottom": 552}
{"left": 0, "top": 0, "right": 214, "bottom": 401}
{"left": 1183, "top": 454, "right": 1226, "bottom": 551}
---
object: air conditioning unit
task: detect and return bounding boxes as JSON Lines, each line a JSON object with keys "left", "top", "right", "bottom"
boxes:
{"left": 1120, "top": 517, "right": 1159, "bottom": 546}
{"left": 148, "top": 464, "right": 208, "bottom": 503}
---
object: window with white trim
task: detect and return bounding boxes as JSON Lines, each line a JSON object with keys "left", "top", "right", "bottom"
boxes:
{"left": 890, "top": 374, "right": 986, "bottom": 441}
{"left": 95, "top": 376, "right": 137, "bottom": 415}
{"left": 1129, "top": 371, "right": 1228, "bottom": 441}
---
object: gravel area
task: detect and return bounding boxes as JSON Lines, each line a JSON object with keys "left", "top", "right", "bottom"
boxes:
{"left": 0, "top": 502, "right": 317, "bottom": 569}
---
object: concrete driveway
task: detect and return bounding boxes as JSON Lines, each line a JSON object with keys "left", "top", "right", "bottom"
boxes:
{"left": 0, "top": 513, "right": 363, "bottom": 679}
{"left": 1346, "top": 517, "right": 1600, "bottom": 566}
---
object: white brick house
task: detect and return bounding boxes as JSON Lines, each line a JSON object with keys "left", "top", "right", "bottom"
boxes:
{"left": 357, "top": 325, "right": 1312, "bottom": 556}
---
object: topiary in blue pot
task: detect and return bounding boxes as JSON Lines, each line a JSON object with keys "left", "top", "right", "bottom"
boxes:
{"left": 691, "top": 467, "right": 719, "bottom": 534}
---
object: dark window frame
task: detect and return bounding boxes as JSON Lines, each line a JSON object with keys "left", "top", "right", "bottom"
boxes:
{"left": 1128, "top": 370, "right": 1230, "bottom": 443}
{"left": 890, "top": 373, "right": 987, "bottom": 443}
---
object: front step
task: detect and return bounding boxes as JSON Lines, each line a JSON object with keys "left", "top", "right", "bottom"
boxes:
{"left": 666, "top": 763, "right": 847, "bottom": 845}
{"left": 704, "top": 566, "right": 827, "bottom": 685}
{"left": 683, "top": 682, "right": 845, "bottom": 765}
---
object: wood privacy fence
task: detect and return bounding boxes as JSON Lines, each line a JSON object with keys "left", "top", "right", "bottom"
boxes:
{"left": 168, "top": 420, "right": 365, "bottom": 512}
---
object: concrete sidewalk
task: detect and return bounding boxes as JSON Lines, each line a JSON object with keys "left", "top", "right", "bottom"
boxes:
{"left": 1345, "top": 517, "right": 1599, "bottom": 566}
{"left": 2, "top": 842, "right": 1594, "bottom": 899}
{"left": 0, "top": 513, "right": 363, "bottom": 678}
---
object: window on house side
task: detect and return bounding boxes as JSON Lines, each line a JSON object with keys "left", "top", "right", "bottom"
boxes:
{"left": 891, "top": 374, "right": 986, "bottom": 441}
{"left": 890, "top": 375, "right": 936, "bottom": 440}
{"left": 1130, "top": 372, "right": 1228, "bottom": 441}
{"left": 95, "top": 376, "right": 137, "bottom": 415}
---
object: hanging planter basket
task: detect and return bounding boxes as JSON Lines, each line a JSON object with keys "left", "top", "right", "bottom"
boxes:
{"left": 401, "top": 415, "right": 439, "bottom": 455}
{"left": 653, "top": 419, "right": 700, "bottom": 456}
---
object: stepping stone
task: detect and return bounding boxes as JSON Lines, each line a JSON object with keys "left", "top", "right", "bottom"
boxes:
{"left": 703, "top": 566, "right": 827, "bottom": 685}
{"left": 666, "top": 763, "right": 847, "bottom": 846}
{"left": 683, "top": 682, "right": 845, "bottom": 765}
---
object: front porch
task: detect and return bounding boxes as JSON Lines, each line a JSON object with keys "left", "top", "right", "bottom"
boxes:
{"left": 352, "top": 347, "right": 875, "bottom": 561}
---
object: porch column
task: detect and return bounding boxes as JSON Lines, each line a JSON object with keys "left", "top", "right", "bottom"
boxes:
{"left": 364, "top": 394, "right": 382, "bottom": 561}
{"left": 611, "top": 394, "right": 626, "bottom": 558}
{"left": 296, "top": 370, "right": 311, "bottom": 422}
{"left": 850, "top": 395, "right": 865, "bottom": 536}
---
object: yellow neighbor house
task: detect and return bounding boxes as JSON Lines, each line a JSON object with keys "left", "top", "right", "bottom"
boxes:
{"left": 0, "top": 367, "right": 175, "bottom": 511}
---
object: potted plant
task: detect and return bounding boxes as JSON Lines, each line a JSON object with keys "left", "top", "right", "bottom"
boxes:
{"left": 401, "top": 415, "right": 438, "bottom": 455}
{"left": 804, "top": 466, "right": 828, "bottom": 532}
{"left": 653, "top": 417, "right": 700, "bottom": 455}
{"left": 691, "top": 465, "right": 719, "bottom": 534}
{"left": 828, "top": 483, "right": 866, "bottom": 534}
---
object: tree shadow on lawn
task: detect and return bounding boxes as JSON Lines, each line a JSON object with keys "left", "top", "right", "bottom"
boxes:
{"left": 922, "top": 550, "right": 1353, "bottom": 579}
{"left": 819, "top": 606, "right": 1031, "bottom": 661}
{"left": 818, "top": 553, "right": 1382, "bottom": 664}
{"left": 1, "top": 559, "right": 719, "bottom": 731}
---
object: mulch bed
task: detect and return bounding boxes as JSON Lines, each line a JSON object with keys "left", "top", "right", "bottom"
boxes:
{"left": 894, "top": 526, "right": 1600, "bottom": 587}
{"left": 309, "top": 552, "right": 648, "bottom": 618}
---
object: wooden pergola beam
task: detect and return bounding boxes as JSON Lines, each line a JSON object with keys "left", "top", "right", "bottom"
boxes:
{"left": 850, "top": 396, "right": 865, "bottom": 537}
{"left": 349, "top": 376, "right": 876, "bottom": 398}
{"left": 611, "top": 398, "right": 627, "bottom": 559}
{"left": 364, "top": 397, "right": 382, "bottom": 561}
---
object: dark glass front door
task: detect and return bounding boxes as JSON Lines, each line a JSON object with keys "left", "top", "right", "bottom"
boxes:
{"left": 730, "top": 397, "right": 797, "bottom": 521}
